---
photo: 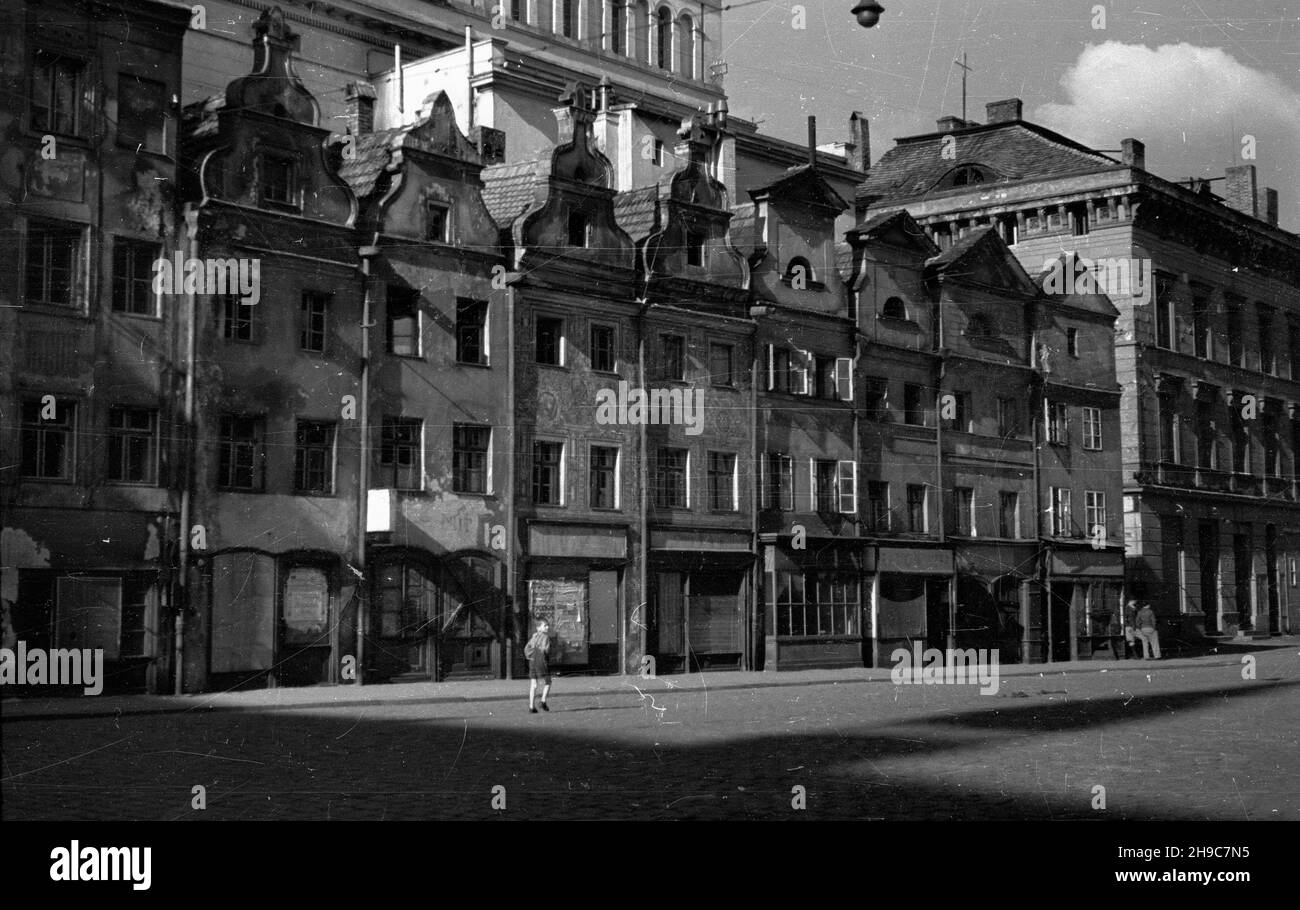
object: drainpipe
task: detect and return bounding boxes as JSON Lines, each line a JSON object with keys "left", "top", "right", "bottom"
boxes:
{"left": 935, "top": 285, "right": 953, "bottom": 652}
{"left": 637, "top": 314, "right": 649, "bottom": 673}
{"left": 749, "top": 313, "right": 760, "bottom": 670}
{"left": 504, "top": 281, "right": 517, "bottom": 679}
{"left": 174, "top": 206, "right": 199, "bottom": 695}
{"left": 356, "top": 244, "right": 379, "bottom": 685}
{"left": 465, "top": 26, "right": 475, "bottom": 132}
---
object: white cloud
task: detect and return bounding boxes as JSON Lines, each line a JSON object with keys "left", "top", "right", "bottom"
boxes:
{"left": 1033, "top": 42, "right": 1300, "bottom": 231}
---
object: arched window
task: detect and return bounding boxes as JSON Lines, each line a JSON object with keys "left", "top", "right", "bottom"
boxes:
{"left": 881, "top": 296, "right": 907, "bottom": 320}
{"left": 656, "top": 7, "right": 672, "bottom": 70}
{"left": 559, "top": 0, "right": 577, "bottom": 37}
{"left": 634, "top": 1, "right": 650, "bottom": 63}
{"left": 951, "top": 165, "right": 986, "bottom": 187}
{"left": 966, "top": 313, "right": 994, "bottom": 337}
{"left": 608, "top": 1, "right": 624, "bottom": 54}
{"left": 676, "top": 14, "right": 694, "bottom": 78}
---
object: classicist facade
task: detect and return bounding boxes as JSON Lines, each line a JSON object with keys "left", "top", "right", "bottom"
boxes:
{"left": 10, "top": 4, "right": 1284, "bottom": 695}
{"left": 857, "top": 99, "right": 1300, "bottom": 647}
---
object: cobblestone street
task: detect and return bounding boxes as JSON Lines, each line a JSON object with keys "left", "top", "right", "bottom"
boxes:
{"left": 4, "top": 646, "right": 1298, "bottom": 821}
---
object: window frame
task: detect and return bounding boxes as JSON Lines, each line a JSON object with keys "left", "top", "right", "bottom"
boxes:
{"left": 708, "top": 450, "right": 738, "bottom": 512}
{"left": 24, "top": 217, "right": 82, "bottom": 309}
{"left": 590, "top": 322, "right": 617, "bottom": 373}
{"left": 655, "top": 446, "right": 690, "bottom": 509}
{"left": 300, "top": 290, "right": 329, "bottom": 353}
{"left": 589, "top": 444, "right": 620, "bottom": 510}
{"left": 116, "top": 73, "right": 167, "bottom": 153}
{"left": 217, "top": 414, "right": 267, "bottom": 492}
{"left": 293, "top": 420, "right": 337, "bottom": 495}
{"left": 377, "top": 416, "right": 424, "bottom": 492}
{"left": 535, "top": 315, "right": 565, "bottom": 367}
{"left": 386, "top": 287, "right": 422, "bottom": 358}
{"left": 1081, "top": 406, "right": 1103, "bottom": 451}
{"left": 531, "top": 439, "right": 566, "bottom": 505}
{"left": 30, "top": 49, "right": 85, "bottom": 137}
{"left": 107, "top": 406, "right": 159, "bottom": 486}
{"left": 455, "top": 298, "right": 489, "bottom": 366}
{"left": 452, "top": 424, "right": 493, "bottom": 495}
{"left": 112, "top": 236, "right": 161, "bottom": 316}
{"left": 21, "top": 398, "right": 77, "bottom": 481}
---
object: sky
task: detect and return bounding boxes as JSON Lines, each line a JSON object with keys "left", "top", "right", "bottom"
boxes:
{"left": 714, "top": 0, "right": 1300, "bottom": 230}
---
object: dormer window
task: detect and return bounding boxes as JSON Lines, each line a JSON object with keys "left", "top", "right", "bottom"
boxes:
{"left": 260, "top": 153, "right": 296, "bottom": 208}
{"left": 567, "top": 209, "right": 591, "bottom": 248}
{"left": 951, "top": 165, "right": 986, "bottom": 187}
{"left": 686, "top": 230, "right": 706, "bottom": 266}
{"left": 425, "top": 200, "right": 450, "bottom": 242}
{"left": 785, "top": 257, "right": 813, "bottom": 289}
{"left": 881, "top": 297, "right": 908, "bottom": 320}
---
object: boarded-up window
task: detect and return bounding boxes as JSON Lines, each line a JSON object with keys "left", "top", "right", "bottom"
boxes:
{"left": 55, "top": 576, "right": 121, "bottom": 658}
{"left": 655, "top": 571, "right": 683, "bottom": 655}
{"left": 211, "top": 552, "right": 275, "bottom": 672}
{"left": 688, "top": 571, "right": 743, "bottom": 652}
{"left": 589, "top": 569, "right": 619, "bottom": 645}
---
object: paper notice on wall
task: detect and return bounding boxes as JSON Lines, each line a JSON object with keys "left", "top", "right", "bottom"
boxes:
{"left": 528, "top": 578, "right": 587, "bottom": 665}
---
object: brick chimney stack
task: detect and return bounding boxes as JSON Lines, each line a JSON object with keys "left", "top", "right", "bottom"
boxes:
{"left": 1259, "top": 186, "right": 1279, "bottom": 226}
{"left": 1224, "top": 165, "right": 1259, "bottom": 218}
{"left": 984, "top": 98, "right": 1022, "bottom": 124}
{"left": 345, "top": 81, "right": 376, "bottom": 135}
{"left": 848, "top": 111, "right": 870, "bottom": 172}
{"left": 1121, "top": 138, "right": 1145, "bottom": 171}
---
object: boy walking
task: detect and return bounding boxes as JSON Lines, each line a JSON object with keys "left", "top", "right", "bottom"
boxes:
{"left": 524, "top": 619, "right": 552, "bottom": 713}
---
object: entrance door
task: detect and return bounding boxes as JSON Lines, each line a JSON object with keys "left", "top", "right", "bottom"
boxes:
{"left": 1050, "top": 583, "right": 1073, "bottom": 662}
{"left": 686, "top": 569, "right": 744, "bottom": 670}
{"left": 374, "top": 561, "right": 438, "bottom": 680}
{"left": 279, "top": 566, "right": 333, "bottom": 686}
{"left": 588, "top": 569, "right": 620, "bottom": 673}
{"left": 1199, "top": 522, "right": 1220, "bottom": 633}
{"left": 925, "top": 578, "right": 949, "bottom": 650}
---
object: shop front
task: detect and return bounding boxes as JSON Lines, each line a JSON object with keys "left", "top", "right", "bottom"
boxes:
{"left": 522, "top": 522, "right": 628, "bottom": 675}
{"left": 761, "top": 537, "right": 867, "bottom": 671}
{"left": 649, "top": 529, "right": 754, "bottom": 673}
{"left": 871, "top": 544, "right": 954, "bottom": 667}
{"left": 954, "top": 542, "right": 1038, "bottom": 663}
{"left": 1045, "top": 547, "right": 1126, "bottom": 661}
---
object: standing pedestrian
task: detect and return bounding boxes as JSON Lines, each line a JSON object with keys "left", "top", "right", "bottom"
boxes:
{"left": 524, "top": 619, "right": 552, "bottom": 713}
{"left": 1123, "top": 599, "right": 1139, "bottom": 659}
{"left": 1135, "top": 601, "right": 1161, "bottom": 660}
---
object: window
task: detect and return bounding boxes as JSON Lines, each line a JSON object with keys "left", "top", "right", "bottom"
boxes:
{"left": 1085, "top": 490, "right": 1106, "bottom": 539}
{"left": 456, "top": 298, "right": 488, "bottom": 365}
{"left": 561, "top": 0, "right": 577, "bottom": 37}
{"left": 300, "top": 291, "right": 328, "bottom": 352}
{"left": 21, "top": 399, "right": 75, "bottom": 479}
{"left": 1068, "top": 202, "right": 1089, "bottom": 236}
{"left": 532, "top": 441, "right": 564, "bottom": 504}
{"left": 1196, "top": 398, "right": 1217, "bottom": 469}
{"left": 1232, "top": 404, "right": 1250, "bottom": 474}
{"left": 1158, "top": 390, "right": 1180, "bottom": 463}
{"left": 813, "top": 459, "right": 837, "bottom": 512}
{"left": 609, "top": 1, "right": 625, "bottom": 53}
{"left": 655, "top": 6, "right": 672, "bottom": 69}
{"left": 1066, "top": 327, "right": 1079, "bottom": 357}
{"left": 763, "top": 453, "right": 794, "bottom": 511}
{"left": 999, "top": 491, "right": 1019, "bottom": 538}
{"left": 1047, "top": 401, "right": 1069, "bottom": 445}
{"left": 107, "top": 407, "right": 157, "bottom": 485}
{"left": 218, "top": 294, "right": 255, "bottom": 341}
{"left": 387, "top": 287, "right": 421, "bottom": 357}
{"left": 1226, "top": 294, "right": 1245, "bottom": 366}
{"left": 218, "top": 415, "right": 265, "bottom": 491}
{"left": 881, "top": 297, "right": 907, "bottom": 320}
{"left": 862, "top": 377, "right": 887, "bottom": 420}
{"left": 652, "top": 138, "right": 665, "bottom": 166}
{"left": 294, "top": 421, "right": 336, "bottom": 494}
{"left": 868, "top": 481, "right": 890, "bottom": 531}
{"left": 775, "top": 569, "right": 859, "bottom": 637}
{"left": 685, "top": 229, "right": 706, "bottom": 266}
{"left": 708, "top": 452, "right": 737, "bottom": 511}
{"left": 536, "top": 316, "right": 563, "bottom": 365}
{"left": 903, "top": 383, "right": 927, "bottom": 426}
{"left": 24, "top": 219, "right": 80, "bottom": 307}
{"left": 378, "top": 417, "right": 423, "bottom": 491}
{"left": 260, "top": 153, "right": 296, "bottom": 207}
{"left": 709, "top": 342, "right": 733, "bottom": 387}
{"left": 1155, "top": 272, "right": 1176, "bottom": 351}
{"left": 590, "top": 323, "right": 615, "bottom": 372}
{"left": 1262, "top": 409, "right": 1280, "bottom": 477}
{"left": 906, "top": 484, "right": 927, "bottom": 533}
{"left": 1051, "top": 487, "right": 1072, "bottom": 536}
{"left": 453, "top": 425, "right": 491, "bottom": 494}
{"left": 117, "top": 75, "right": 166, "bottom": 152}
{"left": 1082, "top": 406, "right": 1102, "bottom": 450}
{"left": 766, "top": 346, "right": 809, "bottom": 395}
{"left": 655, "top": 447, "right": 688, "bottom": 508}
{"left": 590, "top": 445, "right": 619, "bottom": 509}
{"left": 567, "top": 209, "right": 590, "bottom": 248}
{"left": 511, "top": 0, "right": 524, "bottom": 20}
{"left": 1192, "top": 290, "right": 1212, "bottom": 359}
{"left": 813, "top": 357, "right": 837, "bottom": 400}
{"left": 953, "top": 487, "right": 974, "bottom": 536}
{"left": 31, "top": 51, "right": 83, "bottom": 135}
{"left": 676, "top": 14, "right": 695, "bottom": 77}
{"left": 997, "top": 397, "right": 1019, "bottom": 437}
{"left": 949, "top": 390, "right": 972, "bottom": 433}
{"left": 120, "top": 574, "right": 153, "bottom": 658}
{"left": 112, "top": 238, "right": 159, "bottom": 315}
{"left": 950, "top": 166, "right": 985, "bottom": 187}
{"left": 999, "top": 216, "right": 1018, "bottom": 246}
{"left": 660, "top": 334, "right": 686, "bottom": 381}
{"left": 1258, "top": 305, "right": 1276, "bottom": 375}
{"left": 425, "top": 200, "right": 450, "bottom": 242}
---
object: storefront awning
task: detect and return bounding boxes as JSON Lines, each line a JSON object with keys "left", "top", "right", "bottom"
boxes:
{"left": 876, "top": 546, "right": 953, "bottom": 575}
{"left": 1051, "top": 548, "right": 1125, "bottom": 577}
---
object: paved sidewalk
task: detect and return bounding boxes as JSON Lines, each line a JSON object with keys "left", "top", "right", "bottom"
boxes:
{"left": 5, "top": 636, "right": 1295, "bottom": 721}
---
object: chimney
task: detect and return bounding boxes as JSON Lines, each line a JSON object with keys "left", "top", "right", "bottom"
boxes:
{"left": 1121, "top": 138, "right": 1145, "bottom": 171}
{"left": 1224, "top": 165, "right": 1258, "bottom": 218}
{"left": 1258, "top": 186, "right": 1279, "bottom": 226}
{"left": 471, "top": 126, "right": 506, "bottom": 165}
{"left": 985, "top": 98, "right": 1022, "bottom": 124}
{"left": 345, "top": 81, "right": 376, "bottom": 135}
{"left": 553, "top": 81, "right": 595, "bottom": 147}
{"left": 848, "top": 111, "right": 869, "bottom": 171}
{"left": 807, "top": 115, "right": 817, "bottom": 167}
{"left": 936, "top": 115, "right": 973, "bottom": 133}
{"left": 674, "top": 114, "right": 712, "bottom": 174}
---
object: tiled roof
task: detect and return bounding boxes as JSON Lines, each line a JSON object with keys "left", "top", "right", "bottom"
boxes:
{"left": 926, "top": 225, "right": 996, "bottom": 271}
{"left": 612, "top": 186, "right": 660, "bottom": 242}
{"left": 858, "top": 121, "right": 1120, "bottom": 204}
{"left": 749, "top": 163, "right": 849, "bottom": 211}
{"left": 728, "top": 204, "right": 757, "bottom": 255}
{"left": 480, "top": 160, "right": 540, "bottom": 228}
{"left": 834, "top": 241, "right": 854, "bottom": 279}
{"left": 337, "top": 129, "right": 406, "bottom": 200}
